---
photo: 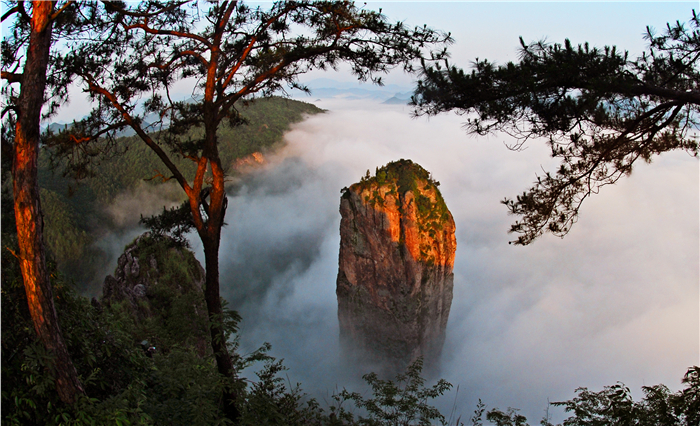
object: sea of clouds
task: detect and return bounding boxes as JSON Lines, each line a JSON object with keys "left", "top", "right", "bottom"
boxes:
{"left": 104, "top": 98, "right": 698, "bottom": 423}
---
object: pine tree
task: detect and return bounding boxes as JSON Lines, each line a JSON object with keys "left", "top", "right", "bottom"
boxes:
{"left": 414, "top": 11, "right": 699, "bottom": 245}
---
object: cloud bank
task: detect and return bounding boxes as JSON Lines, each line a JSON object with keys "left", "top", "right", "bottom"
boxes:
{"left": 189, "top": 100, "right": 697, "bottom": 422}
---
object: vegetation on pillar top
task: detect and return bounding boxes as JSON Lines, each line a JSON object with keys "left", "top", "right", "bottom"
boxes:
{"left": 346, "top": 159, "right": 452, "bottom": 257}
{"left": 352, "top": 159, "right": 442, "bottom": 197}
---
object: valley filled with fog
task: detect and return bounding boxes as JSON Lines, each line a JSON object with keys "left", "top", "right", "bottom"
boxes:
{"left": 126, "top": 96, "right": 698, "bottom": 422}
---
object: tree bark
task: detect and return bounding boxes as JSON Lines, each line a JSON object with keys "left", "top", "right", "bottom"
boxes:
{"left": 197, "top": 22, "right": 240, "bottom": 418}
{"left": 202, "top": 234, "right": 240, "bottom": 420}
{"left": 12, "top": 1, "right": 84, "bottom": 404}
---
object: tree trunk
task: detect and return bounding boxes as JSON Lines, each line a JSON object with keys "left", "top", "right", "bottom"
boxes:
{"left": 12, "top": 1, "right": 84, "bottom": 404}
{"left": 202, "top": 235, "right": 240, "bottom": 421}
{"left": 197, "top": 34, "right": 240, "bottom": 418}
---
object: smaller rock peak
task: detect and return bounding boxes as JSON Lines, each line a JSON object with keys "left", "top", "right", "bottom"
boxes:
{"left": 101, "top": 232, "right": 209, "bottom": 356}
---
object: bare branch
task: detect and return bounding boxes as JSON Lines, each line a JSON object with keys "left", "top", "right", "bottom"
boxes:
{"left": 50, "top": 1, "right": 75, "bottom": 22}
{"left": 83, "top": 76, "right": 192, "bottom": 195}
{"left": 1, "top": 5, "right": 20, "bottom": 22}
{"left": 122, "top": 20, "right": 211, "bottom": 48}
{"left": 1, "top": 71, "right": 23, "bottom": 83}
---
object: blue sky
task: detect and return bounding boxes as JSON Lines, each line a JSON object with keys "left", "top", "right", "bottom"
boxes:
{"left": 39, "top": 1, "right": 699, "bottom": 122}
{"left": 301, "top": 1, "right": 697, "bottom": 86}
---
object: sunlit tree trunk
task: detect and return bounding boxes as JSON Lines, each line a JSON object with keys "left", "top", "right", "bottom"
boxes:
{"left": 196, "top": 46, "right": 240, "bottom": 415}
{"left": 12, "top": 1, "right": 84, "bottom": 404}
{"left": 184, "top": 24, "right": 242, "bottom": 418}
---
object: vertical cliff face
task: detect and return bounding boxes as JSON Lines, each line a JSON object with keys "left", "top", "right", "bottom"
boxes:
{"left": 336, "top": 160, "right": 456, "bottom": 372}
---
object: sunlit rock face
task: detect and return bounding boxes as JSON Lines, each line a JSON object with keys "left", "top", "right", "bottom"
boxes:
{"left": 336, "top": 159, "right": 456, "bottom": 373}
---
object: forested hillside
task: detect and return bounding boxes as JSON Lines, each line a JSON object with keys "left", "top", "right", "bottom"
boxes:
{"left": 39, "top": 97, "right": 323, "bottom": 293}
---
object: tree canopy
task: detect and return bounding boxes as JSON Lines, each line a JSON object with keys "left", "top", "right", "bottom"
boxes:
{"left": 51, "top": 0, "right": 450, "bottom": 181}
{"left": 413, "top": 11, "right": 699, "bottom": 245}
{"left": 42, "top": 1, "right": 449, "bottom": 420}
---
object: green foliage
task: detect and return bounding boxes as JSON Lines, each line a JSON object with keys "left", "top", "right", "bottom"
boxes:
{"left": 238, "top": 359, "right": 312, "bottom": 426}
{"left": 484, "top": 408, "right": 529, "bottom": 426}
{"left": 414, "top": 11, "right": 700, "bottom": 245}
{"left": 39, "top": 189, "right": 93, "bottom": 268}
{"left": 468, "top": 367, "right": 700, "bottom": 426}
{"left": 1, "top": 236, "right": 151, "bottom": 425}
{"left": 357, "top": 159, "right": 434, "bottom": 194}
{"left": 44, "top": 98, "right": 323, "bottom": 196}
{"left": 214, "top": 97, "right": 325, "bottom": 168}
{"left": 338, "top": 358, "right": 453, "bottom": 426}
{"left": 552, "top": 370, "right": 700, "bottom": 426}
{"left": 358, "top": 159, "right": 445, "bottom": 207}
{"left": 139, "top": 202, "right": 195, "bottom": 249}
{"left": 140, "top": 349, "right": 230, "bottom": 426}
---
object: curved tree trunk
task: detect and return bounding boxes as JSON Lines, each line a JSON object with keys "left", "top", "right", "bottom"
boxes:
{"left": 12, "top": 1, "right": 84, "bottom": 404}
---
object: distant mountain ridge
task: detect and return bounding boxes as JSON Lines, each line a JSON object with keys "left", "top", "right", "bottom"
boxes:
{"left": 44, "top": 117, "right": 158, "bottom": 137}
{"left": 291, "top": 78, "right": 414, "bottom": 104}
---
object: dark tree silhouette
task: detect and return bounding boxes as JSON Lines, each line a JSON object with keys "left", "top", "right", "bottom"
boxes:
{"left": 413, "top": 11, "right": 699, "bottom": 245}
{"left": 51, "top": 1, "right": 449, "bottom": 419}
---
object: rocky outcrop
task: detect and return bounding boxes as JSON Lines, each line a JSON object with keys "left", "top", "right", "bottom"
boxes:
{"left": 103, "top": 234, "right": 204, "bottom": 308}
{"left": 336, "top": 159, "right": 456, "bottom": 373}
{"left": 232, "top": 151, "right": 265, "bottom": 171}
{"left": 102, "top": 233, "right": 209, "bottom": 354}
